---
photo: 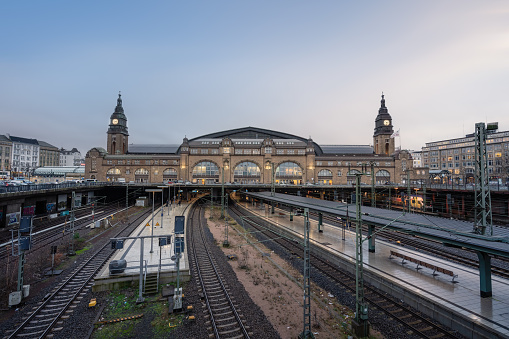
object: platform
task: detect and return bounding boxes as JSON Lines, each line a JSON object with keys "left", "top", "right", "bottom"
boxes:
{"left": 235, "top": 195, "right": 509, "bottom": 339}
{"left": 93, "top": 201, "right": 191, "bottom": 292}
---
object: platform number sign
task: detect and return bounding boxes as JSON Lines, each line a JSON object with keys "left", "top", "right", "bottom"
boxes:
{"left": 175, "top": 216, "right": 185, "bottom": 234}
{"left": 174, "top": 237, "right": 185, "bottom": 254}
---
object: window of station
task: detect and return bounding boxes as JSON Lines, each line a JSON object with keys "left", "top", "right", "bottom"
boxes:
{"left": 275, "top": 162, "right": 302, "bottom": 184}
{"left": 107, "top": 168, "right": 121, "bottom": 175}
{"left": 192, "top": 161, "right": 219, "bottom": 177}
{"left": 375, "top": 169, "right": 390, "bottom": 184}
{"left": 234, "top": 162, "right": 261, "bottom": 183}
{"left": 163, "top": 168, "right": 178, "bottom": 181}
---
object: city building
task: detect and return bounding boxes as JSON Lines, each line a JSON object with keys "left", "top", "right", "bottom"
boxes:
{"left": 410, "top": 150, "right": 422, "bottom": 168}
{"left": 0, "top": 135, "right": 12, "bottom": 173}
{"left": 86, "top": 94, "right": 428, "bottom": 185}
{"left": 60, "top": 148, "right": 82, "bottom": 166}
{"left": 10, "top": 136, "right": 40, "bottom": 177}
{"left": 421, "top": 126, "right": 509, "bottom": 184}
{"left": 39, "top": 140, "right": 60, "bottom": 167}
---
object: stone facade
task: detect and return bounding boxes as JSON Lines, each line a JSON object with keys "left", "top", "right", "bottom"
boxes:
{"left": 86, "top": 94, "right": 427, "bottom": 185}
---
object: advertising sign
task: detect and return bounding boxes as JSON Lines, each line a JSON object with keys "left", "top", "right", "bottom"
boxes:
{"left": 57, "top": 194, "right": 67, "bottom": 211}
{"left": 46, "top": 203, "right": 56, "bottom": 213}
{"left": 7, "top": 212, "right": 21, "bottom": 226}
{"left": 22, "top": 206, "right": 35, "bottom": 216}
{"left": 74, "top": 193, "right": 82, "bottom": 208}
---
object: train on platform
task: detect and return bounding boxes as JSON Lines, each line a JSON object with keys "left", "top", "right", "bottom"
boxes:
{"left": 390, "top": 194, "right": 432, "bottom": 211}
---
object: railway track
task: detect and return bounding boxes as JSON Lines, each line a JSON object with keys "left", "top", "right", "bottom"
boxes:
{"left": 230, "top": 202, "right": 463, "bottom": 339}
{"left": 189, "top": 203, "right": 251, "bottom": 339}
{"left": 3, "top": 208, "right": 153, "bottom": 339}
{"left": 0, "top": 204, "right": 124, "bottom": 263}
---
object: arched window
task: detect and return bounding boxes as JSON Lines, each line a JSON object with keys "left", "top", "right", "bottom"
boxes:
{"left": 107, "top": 168, "right": 121, "bottom": 175}
{"left": 234, "top": 162, "right": 260, "bottom": 177}
{"left": 163, "top": 168, "right": 178, "bottom": 175}
{"left": 376, "top": 169, "right": 390, "bottom": 177}
{"left": 346, "top": 169, "right": 361, "bottom": 185}
{"left": 135, "top": 168, "right": 149, "bottom": 183}
{"left": 375, "top": 169, "right": 391, "bottom": 184}
{"left": 275, "top": 162, "right": 302, "bottom": 185}
{"left": 234, "top": 162, "right": 261, "bottom": 184}
{"left": 317, "top": 169, "right": 333, "bottom": 177}
{"left": 276, "top": 162, "right": 302, "bottom": 177}
{"left": 193, "top": 161, "right": 219, "bottom": 178}
{"left": 347, "top": 169, "right": 361, "bottom": 176}
{"left": 317, "top": 169, "right": 333, "bottom": 185}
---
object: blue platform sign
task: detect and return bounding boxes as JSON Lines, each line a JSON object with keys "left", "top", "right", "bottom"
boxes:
{"left": 175, "top": 216, "right": 185, "bottom": 234}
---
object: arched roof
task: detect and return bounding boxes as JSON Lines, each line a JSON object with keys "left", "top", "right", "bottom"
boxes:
{"left": 188, "top": 126, "right": 323, "bottom": 154}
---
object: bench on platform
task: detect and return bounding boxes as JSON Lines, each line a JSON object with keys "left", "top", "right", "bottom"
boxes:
{"left": 390, "top": 250, "right": 458, "bottom": 283}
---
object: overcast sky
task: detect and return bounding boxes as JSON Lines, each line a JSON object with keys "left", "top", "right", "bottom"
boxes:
{"left": 2, "top": 1, "right": 508, "bottom": 155}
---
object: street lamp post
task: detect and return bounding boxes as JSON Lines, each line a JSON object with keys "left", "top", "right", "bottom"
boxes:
{"left": 158, "top": 186, "right": 167, "bottom": 228}
{"left": 145, "top": 189, "right": 162, "bottom": 253}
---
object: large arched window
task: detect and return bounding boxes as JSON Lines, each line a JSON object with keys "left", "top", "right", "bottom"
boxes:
{"left": 234, "top": 162, "right": 260, "bottom": 177}
{"left": 317, "top": 169, "right": 333, "bottom": 185}
{"left": 163, "top": 168, "right": 178, "bottom": 182}
{"left": 375, "top": 169, "right": 391, "bottom": 184}
{"left": 317, "top": 169, "right": 332, "bottom": 177}
{"left": 276, "top": 162, "right": 302, "bottom": 177}
{"left": 347, "top": 169, "right": 361, "bottom": 175}
{"left": 135, "top": 168, "right": 149, "bottom": 183}
{"left": 107, "top": 168, "right": 121, "bottom": 175}
{"left": 346, "top": 169, "right": 361, "bottom": 185}
{"left": 275, "top": 162, "right": 302, "bottom": 185}
{"left": 192, "top": 161, "right": 219, "bottom": 184}
{"left": 234, "top": 162, "right": 261, "bottom": 184}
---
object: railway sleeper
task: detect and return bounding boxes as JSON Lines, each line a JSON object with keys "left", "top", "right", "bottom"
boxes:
{"left": 36, "top": 312, "right": 60, "bottom": 317}
{"left": 211, "top": 304, "right": 233, "bottom": 311}
{"left": 213, "top": 310, "right": 234, "bottom": 317}
{"left": 216, "top": 321, "right": 241, "bottom": 329}
{"left": 219, "top": 328, "right": 245, "bottom": 336}
{"left": 29, "top": 318, "right": 54, "bottom": 324}
{"left": 16, "top": 329, "right": 46, "bottom": 336}
{"left": 24, "top": 324, "right": 50, "bottom": 330}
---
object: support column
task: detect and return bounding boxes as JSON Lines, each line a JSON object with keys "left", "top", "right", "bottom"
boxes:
{"left": 290, "top": 207, "right": 294, "bottom": 221}
{"left": 368, "top": 225, "right": 375, "bottom": 252}
{"left": 320, "top": 191, "right": 324, "bottom": 200}
{"left": 271, "top": 201, "right": 274, "bottom": 214}
{"left": 477, "top": 251, "right": 492, "bottom": 298}
{"left": 318, "top": 213, "right": 323, "bottom": 233}
{"left": 137, "top": 238, "right": 145, "bottom": 303}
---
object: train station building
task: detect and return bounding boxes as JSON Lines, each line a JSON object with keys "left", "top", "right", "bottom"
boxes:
{"left": 85, "top": 94, "right": 428, "bottom": 185}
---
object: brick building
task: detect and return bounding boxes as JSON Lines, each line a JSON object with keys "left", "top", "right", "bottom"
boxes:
{"left": 85, "top": 94, "right": 427, "bottom": 185}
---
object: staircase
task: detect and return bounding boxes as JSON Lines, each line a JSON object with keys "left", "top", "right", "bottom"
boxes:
{"left": 144, "top": 273, "right": 158, "bottom": 295}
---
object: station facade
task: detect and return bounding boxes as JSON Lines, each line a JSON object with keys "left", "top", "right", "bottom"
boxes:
{"left": 85, "top": 94, "right": 428, "bottom": 185}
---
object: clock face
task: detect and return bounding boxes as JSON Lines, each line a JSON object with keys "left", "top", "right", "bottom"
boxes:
{"left": 383, "top": 120, "right": 390, "bottom": 126}
{"left": 112, "top": 119, "right": 118, "bottom": 125}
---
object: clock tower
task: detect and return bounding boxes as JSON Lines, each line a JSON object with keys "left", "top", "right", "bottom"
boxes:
{"left": 107, "top": 93, "right": 129, "bottom": 155}
{"left": 373, "top": 93, "right": 395, "bottom": 155}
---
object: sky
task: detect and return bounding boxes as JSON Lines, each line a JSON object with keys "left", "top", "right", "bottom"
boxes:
{"left": 1, "top": 1, "right": 509, "bottom": 155}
